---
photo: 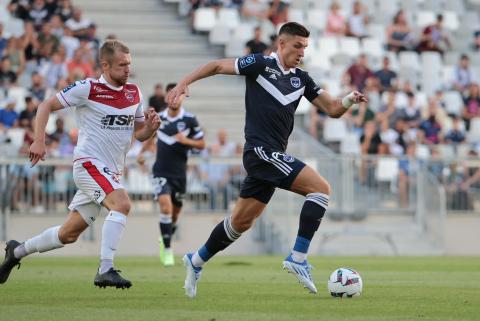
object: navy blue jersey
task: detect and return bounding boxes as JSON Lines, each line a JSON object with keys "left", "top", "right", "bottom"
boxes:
{"left": 235, "top": 52, "right": 322, "bottom": 152}
{"left": 152, "top": 108, "right": 204, "bottom": 179}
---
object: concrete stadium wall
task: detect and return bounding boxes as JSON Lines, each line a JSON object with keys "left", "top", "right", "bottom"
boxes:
{"left": 1, "top": 212, "right": 479, "bottom": 256}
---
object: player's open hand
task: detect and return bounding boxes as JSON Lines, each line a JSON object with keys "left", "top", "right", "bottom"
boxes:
{"left": 145, "top": 108, "right": 161, "bottom": 131}
{"left": 29, "top": 140, "right": 46, "bottom": 167}
{"left": 166, "top": 82, "right": 189, "bottom": 107}
{"left": 351, "top": 91, "right": 368, "bottom": 103}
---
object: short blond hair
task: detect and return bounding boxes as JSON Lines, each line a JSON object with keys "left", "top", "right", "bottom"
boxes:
{"left": 99, "top": 39, "right": 130, "bottom": 65}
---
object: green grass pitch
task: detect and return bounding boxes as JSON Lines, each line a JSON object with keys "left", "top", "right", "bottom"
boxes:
{"left": 0, "top": 256, "right": 479, "bottom": 321}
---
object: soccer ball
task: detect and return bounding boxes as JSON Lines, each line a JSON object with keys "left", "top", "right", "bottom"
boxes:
{"left": 327, "top": 268, "right": 363, "bottom": 298}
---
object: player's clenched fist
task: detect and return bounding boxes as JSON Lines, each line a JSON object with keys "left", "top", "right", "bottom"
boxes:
{"left": 29, "top": 140, "right": 46, "bottom": 167}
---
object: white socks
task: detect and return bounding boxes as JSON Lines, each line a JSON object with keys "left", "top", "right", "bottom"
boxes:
{"left": 14, "top": 226, "right": 64, "bottom": 259}
{"left": 99, "top": 211, "right": 127, "bottom": 274}
{"left": 191, "top": 252, "right": 206, "bottom": 267}
{"left": 291, "top": 250, "right": 307, "bottom": 263}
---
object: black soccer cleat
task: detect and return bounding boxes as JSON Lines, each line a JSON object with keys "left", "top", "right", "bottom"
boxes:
{"left": 94, "top": 268, "right": 132, "bottom": 289}
{"left": 0, "top": 240, "right": 22, "bottom": 284}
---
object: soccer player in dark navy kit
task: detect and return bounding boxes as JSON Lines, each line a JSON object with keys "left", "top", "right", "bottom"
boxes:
{"left": 138, "top": 83, "right": 205, "bottom": 266}
{"left": 167, "top": 22, "right": 367, "bottom": 298}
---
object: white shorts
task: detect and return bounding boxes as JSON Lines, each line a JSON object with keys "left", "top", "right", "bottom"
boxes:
{"left": 68, "top": 158, "right": 124, "bottom": 222}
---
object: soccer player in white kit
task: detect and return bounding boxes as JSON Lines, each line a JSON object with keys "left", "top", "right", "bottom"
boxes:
{"left": 0, "top": 40, "right": 161, "bottom": 289}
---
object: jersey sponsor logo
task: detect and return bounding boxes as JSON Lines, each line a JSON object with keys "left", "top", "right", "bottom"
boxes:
{"left": 176, "top": 121, "right": 186, "bottom": 132}
{"left": 265, "top": 66, "right": 281, "bottom": 76}
{"left": 100, "top": 115, "right": 135, "bottom": 129}
{"left": 62, "top": 82, "right": 77, "bottom": 93}
{"left": 269, "top": 74, "right": 277, "bottom": 80}
{"left": 95, "top": 94, "right": 115, "bottom": 99}
{"left": 239, "top": 54, "right": 256, "bottom": 68}
{"left": 290, "top": 77, "right": 301, "bottom": 88}
{"left": 93, "top": 85, "right": 107, "bottom": 93}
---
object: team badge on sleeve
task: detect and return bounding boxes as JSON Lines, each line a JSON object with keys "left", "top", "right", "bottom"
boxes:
{"left": 239, "top": 55, "right": 256, "bottom": 69}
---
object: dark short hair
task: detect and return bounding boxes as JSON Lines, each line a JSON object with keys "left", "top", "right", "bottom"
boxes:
{"left": 278, "top": 22, "right": 310, "bottom": 38}
{"left": 166, "top": 83, "right": 177, "bottom": 92}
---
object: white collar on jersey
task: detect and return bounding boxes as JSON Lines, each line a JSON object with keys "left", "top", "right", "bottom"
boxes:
{"left": 270, "top": 52, "right": 296, "bottom": 75}
{"left": 161, "top": 107, "right": 185, "bottom": 122}
{"left": 99, "top": 74, "right": 124, "bottom": 91}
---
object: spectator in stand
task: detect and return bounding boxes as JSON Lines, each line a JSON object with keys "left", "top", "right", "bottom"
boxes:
{"left": 50, "top": 14, "right": 65, "bottom": 39}
{"left": 245, "top": 26, "right": 268, "bottom": 55}
{"left": 37, "top": 22, "right": 60, "bottom": 60}
{"left": 65, "top": 7, "right": 91, "bottom": 38}
{"left": 419, "top": 98, "right": 443, "bottom": 145}
{"left": 374, "top": 56, "right": 397, "bottom": 93}
{"left": 148, "top": 83, "right": 167, "bottom": 112}
{"left": 21, "top": 21, "right": 41, "bottom": 74}
{"left": 416, "top": 14, "right": 451, "bottom": 54}
{"left": 352, "top": 100, "right": 375, "bottom": 134}
{"left": 462, "top": 83, "right": 480, "bottom": 131}
{"left": 58, "top": 128, "right": 78, "bottom": 156}
{"left": 18, "top": 96, "right": 37, "bottom": 129}
{"left": 241, "top": 0, "right": 269, "bottom": 23}
{"left": 381, "top": 118, "right": 408, "bottom": 156}
{"left": 85, "top": 23, "right": 100, "bottom": 53}
{"left": 360, "top": 120, "right": 385, "bottom": 155}
{"left": 346, "top": 1, "right": 369, "bottom": 39}
{"left": 399, "top": 92, "right": 421, "bottom": 129}
{"left": 451, "top": 54, "right": 476, "bottom": 93}
{"left": 472, "top": 31, "right": 480, "bottom": 52}
{"left": 0, "top": 23, "right": 8, "bottom": 58}
{"left": 29, "top": 0, "right": 52, "bottom": 32}
{"left": 386, "top": 10, "right": 414, "bottom": 52}
{"left": 267, "top": 34, "right": 278, "bottom": 54}
{"left": 55, "top": 0, "right": 74, "bottom": 22}
{"left": 359, "top": 120, "right": 386, "bottom": 184}
{"left": 268, "top": 0, "right": 290, "bottom": 26}
{"left": 398, "top": 142, "right": 416, "bottom": 208}
{"left": 0, "top": 57, "right": 18, "bottom": 88}
{"left": 343, "top": 53, "right": 373, "bottom": 92}
{"left": 29, "top": 72, "right": 47, "bottom": 102}
{"left": 5, "top": 37, "right": 26, "bottom": 80}
{"left": 209, "top": 128, "right": 240, "bottom": 156}
{"left": 49, "top": 117, "right": 69, "bottom": 145}
{"left": 61, "top": 27, "right": 80, "bottom": 60}
{"left": 0, "top": 98, "right": 19, "bottom": 128}
{"left": 67, "top": 48, "right": 94, "bottom": 79}
{"left": 325, "top": 1, "right": 346, "bottom": 37}
{"left": 39, "top": 51, "right": 68, "bottom": 89}
{"left": 445, "top": 116, "right": 466, "bottom": 144}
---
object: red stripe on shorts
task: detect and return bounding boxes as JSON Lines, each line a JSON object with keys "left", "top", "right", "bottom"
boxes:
{"left": 82, "top": 161, "right": 114, "bottom": 194}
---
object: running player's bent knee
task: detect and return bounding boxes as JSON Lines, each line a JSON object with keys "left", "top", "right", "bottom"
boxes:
{"left": 58, "top": 228, "right": 80, "bottom": 244}
{"left": 231, "top": 214, "right": 255, "bottom": 233}
{"left": 112, "top": 200, "right": 131, "bottom": 215}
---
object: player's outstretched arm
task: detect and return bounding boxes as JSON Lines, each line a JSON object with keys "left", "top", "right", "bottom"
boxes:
{"left": 166, "top": 58, "right": 237, "bottom": 106}
{"left": 29, "top": 95, "right": 64, "bottom": 167}
{"left": 312, "top": 90, "right": 367, "bottom": 118}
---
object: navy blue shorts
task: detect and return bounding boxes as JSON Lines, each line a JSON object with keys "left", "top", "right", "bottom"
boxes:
{"left": 152, "top": 176, "right": 186, "bottom": 207}
{"left": 239, "top": 146, "right": 306, "bottom": 204}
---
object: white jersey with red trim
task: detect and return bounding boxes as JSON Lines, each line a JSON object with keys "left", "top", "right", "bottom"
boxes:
{"left": 56, "top": 75, "right": 145, "bottom": 173}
